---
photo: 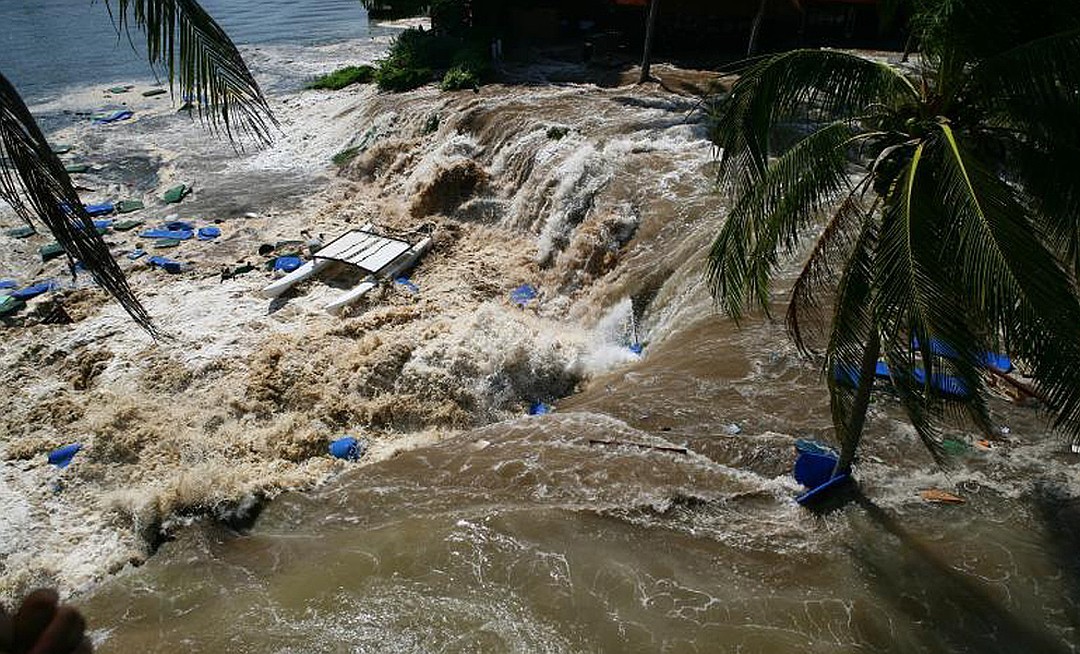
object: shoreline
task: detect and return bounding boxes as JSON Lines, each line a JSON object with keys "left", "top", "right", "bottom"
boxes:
{"left": 0, "top": 34, "right": 722, "bottom": 600}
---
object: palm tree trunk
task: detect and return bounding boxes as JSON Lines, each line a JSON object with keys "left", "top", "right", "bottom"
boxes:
{"left": 835, "top": 329, "right": 881, "bottom": 474}
{"left": 639, "top": 0, "right": 660, "bottom": 83}
{"left": 746, "top": 0, "right": 768, "bottom": 56}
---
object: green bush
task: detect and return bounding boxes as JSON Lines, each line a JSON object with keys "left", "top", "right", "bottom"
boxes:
{"left": 374, "top": 26, "right": 493, "bottom": 94}
{"left": 440, "top": 65, "right": 480, "bottom": 91}
{"left": 375, "top": 63, "right": 433, "bottom": 92}
{"left": 307, "top": 65, "right": 376, "bottom": 90}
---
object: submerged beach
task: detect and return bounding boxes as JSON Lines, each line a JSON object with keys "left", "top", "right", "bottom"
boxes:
{"left": 1, "top": 4, "right": 1079, "bottom": 652}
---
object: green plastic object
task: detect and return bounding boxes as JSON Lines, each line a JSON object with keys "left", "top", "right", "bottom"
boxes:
{"left": 152, "top": 238, "right": 181, "bottom": 249}
{"left": 942, "top": 438, "right": 971, "bottom": 455}
{"left": 64, "top": 163, "right": 89, "bottom": 174}
{"left": 51, "top": 144, "right": 72, "bottom": 154}
{"left": 142, "top": 88, "right": 167, "bottom": 97}
{"left": 116, "top": 199, "right": 145, "bottom": 214}
{"left": 113, "top": 219, "right": 145, "bottom": 231}
{"left": 6, "top": 226, "right": 36, "bottom": 239}
{"left": 39, "top": 242, "right": 64, "bottom": 262}
{"left": 162, "top": 184, "right": 189, "bottom": 204}
{"left": 107, "top": 85, "right": 133, "bottom": 94}
{"left": 0, "top": 295, "right": 25, "bottom": 316}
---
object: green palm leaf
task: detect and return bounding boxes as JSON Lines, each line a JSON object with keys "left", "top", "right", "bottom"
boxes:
{"left": 707, "top": 122, "right": 854, "bottom": 321}
{"left": 0, "top": 73, "right": 156, "bottom": 334}
{"left": 823, "top": 217, "right": 879, "bottom": 471}
{"left": 108, "top": 0, "right": 277, "bottom": 145}
{"left": 786, "top": 179, "right": 875, "bottom": 354}
{"left": 710, "top": 50, "right": 916, "bottom": 187}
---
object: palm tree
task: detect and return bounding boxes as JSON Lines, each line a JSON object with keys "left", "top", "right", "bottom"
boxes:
{"left": 0, "top": 0, "right": 275, "bottom": 333}
{"left": 706, "top": 0, "right": 1080, "bottom": 471}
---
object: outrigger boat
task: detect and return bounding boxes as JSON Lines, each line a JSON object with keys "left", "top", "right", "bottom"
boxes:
{"left": 260, "top": 224, "right": 433, "bottom": 314}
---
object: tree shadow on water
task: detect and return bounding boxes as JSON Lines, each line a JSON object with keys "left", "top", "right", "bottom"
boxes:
{"left": 848, "top": 493, "right": 1073, "bottom": 654}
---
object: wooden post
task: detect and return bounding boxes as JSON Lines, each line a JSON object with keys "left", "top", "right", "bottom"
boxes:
{"left": 639, "top": 0, "right": 660, "bottom": 83}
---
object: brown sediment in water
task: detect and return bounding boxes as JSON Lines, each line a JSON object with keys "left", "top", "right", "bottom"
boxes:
{"left": 0, "top": 63, "right": 728, "bottom": 601}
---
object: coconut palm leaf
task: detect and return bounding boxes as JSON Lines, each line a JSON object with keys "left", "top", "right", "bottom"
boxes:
{"left": 107, "top": 0, "right": 277, "bottom": 146}
{"left": 970, "top": 28, "right": 1080, "bottom": 144}
{"left": 710, "top": 50, "right": 916, "bottom": 186}
{"left": 707, "top": 121, "right": 854, "bottom": 320}
{"left": 0, "top": 73, "right": 155, "bottom": 334}
{"left": 823, "top": 217, "right": 879, "bottom": 471}
{"left": 786, "top": 180, "right": 874, "bottom": 354}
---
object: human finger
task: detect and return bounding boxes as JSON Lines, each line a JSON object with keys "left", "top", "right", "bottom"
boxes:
{"left": 13, "top": 590, "right": 58, "bottom": 653}
{"left": 27, "top": 606, "right": 85, "bottom": 654}
{"left": 0, "top": 601, "right": 13, "bottom": 652}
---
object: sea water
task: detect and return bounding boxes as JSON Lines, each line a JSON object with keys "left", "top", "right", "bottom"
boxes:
{"left": 0, "top": 0, "right": 377, "bottom": 101}
{"left": 0, "top": 3, "right": 1078, "bottom": 653}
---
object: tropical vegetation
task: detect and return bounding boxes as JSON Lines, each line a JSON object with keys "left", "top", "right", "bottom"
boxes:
{"left": 706, "top": 0, "right": 1080, "bottom": 469}
{"left": 0, "top": 0, "right": 274, "bottom": 333}
{"left": 308, "top": 65, "right": 377, "bottom": 90}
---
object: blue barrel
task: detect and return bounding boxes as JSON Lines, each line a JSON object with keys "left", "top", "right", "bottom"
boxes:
{"left": 329, "top": 437, "right": 368, "bottom": 461}
{"left": 48, "top": 443, "right": 83, "bottom": 468}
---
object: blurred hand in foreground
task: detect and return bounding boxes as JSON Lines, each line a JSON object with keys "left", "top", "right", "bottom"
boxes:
{"left": 0, "top": 589, "right": 92, "bottom": 653}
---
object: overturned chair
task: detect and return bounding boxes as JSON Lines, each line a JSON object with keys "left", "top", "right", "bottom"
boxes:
{"left": 260, "top": 225, "right": 433, "bottom": 314}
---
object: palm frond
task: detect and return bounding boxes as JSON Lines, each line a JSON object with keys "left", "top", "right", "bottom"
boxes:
{"left": 706, "top": 122, "right": 854, "bottom": 320}
{"left": 1003, "top": 140, "right": 1080, "bottom": 275}
{"left": 709, "top": 49, "right": 917, "bottom": 188}
{"left": 869, "top": 141, "right": 992, "bottom": 442}
{"left": 823, "top": 217, "right": 879, "bottom": 471}
{"left": 787, "top": 178, "right": 875, "bottom": 354}
{"left": 969, "top": 28, "right": 1080, "bottom": 145}
{"left": 934, "top": 124, "right": 1080, "bottom": 447}
{"left": 0, "top": 73, "right": 155, "bottom": 334}
{"left": 107, "top": 0, "right": 277, "bottom": 146}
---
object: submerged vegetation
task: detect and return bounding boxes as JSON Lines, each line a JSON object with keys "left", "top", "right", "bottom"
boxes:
{"left": 706, "top": 0, "right": 1080, "bottom": 468}
{"left": 307, "top": 65, "right": 376, "bottom": 90}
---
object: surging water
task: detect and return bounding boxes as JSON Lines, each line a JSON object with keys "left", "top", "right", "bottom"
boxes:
{"left": 1, "top": 10, "right": 1076, "bottom": 648}
{"left": 72, "top": 70, "right": 1080, "bottom": 652}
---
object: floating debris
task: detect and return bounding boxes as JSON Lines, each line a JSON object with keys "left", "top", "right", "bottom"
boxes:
{"left": 329, "top": 436, "right": 368, "bottom": 461}
{"left": 920, "top": 489, "right": 966, "bottom": 504}
{"left": 162, "top": 184, "right": 191, "bottom": 204}
{"left": 510, "top": 283, "right": 538, "bottom": 307}
{"left": 116, "top": 199, "right": 145, "bottom": 214}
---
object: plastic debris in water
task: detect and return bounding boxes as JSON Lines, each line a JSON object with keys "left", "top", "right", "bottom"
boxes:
{"left": 628, "top": 342, "right": 644, "bottom": 355}
{"left": 273, "top": 256, "right": 303, "bottom": 273}
{"left": 329, "top": 436, "right": 368, "bottom": 461}
{"left": 197, "top": 226, "right": 221, "bottom": 241}
{"left": 920, "top": 489, "right": 965, "bottom": 504}
{"left": 395, "top": 277, "right": 420, "bottom": 293}
{"left": 528, "top": 401, "right": 553, "bottom": 416}
{"left": 148, "top": 256, "right": 182, "bottom": 274}
{"left": 48, "top": 443, "right": 83, "bottom": 469}
{"left": 510, "top": 284, "right": 538, "bottom": 307}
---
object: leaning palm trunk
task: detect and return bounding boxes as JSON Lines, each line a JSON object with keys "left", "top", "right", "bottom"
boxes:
{"left": 0, "top": 0, "right": 276, "bottom": 333}
{"left": 707, "top": 0, "right": 1080, "bottom": 462}
{"left": 639, "top": 0, "right": 660, "bottom": 83}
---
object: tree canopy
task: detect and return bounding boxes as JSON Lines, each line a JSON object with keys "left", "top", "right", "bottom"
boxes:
{"left": 707, "top": 0, "right": 1080, "bottom": 468}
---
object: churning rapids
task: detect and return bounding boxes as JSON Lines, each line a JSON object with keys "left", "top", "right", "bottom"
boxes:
{"left": 0, "top": 32, "right": 1078, "bottom": 654}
